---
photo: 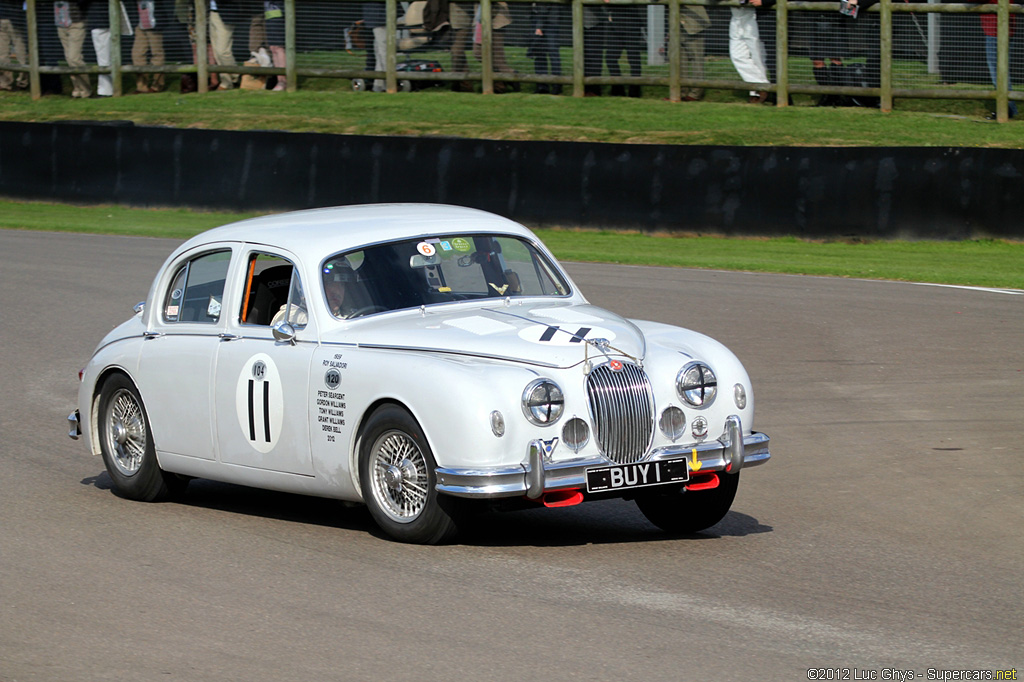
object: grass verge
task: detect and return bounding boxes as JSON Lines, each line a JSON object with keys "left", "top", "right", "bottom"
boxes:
{"left": 2, "top": 199, "right": 1020, "bottom": 290}
{"left": 0, "top": 71, "right": 1020, "bottom": 149}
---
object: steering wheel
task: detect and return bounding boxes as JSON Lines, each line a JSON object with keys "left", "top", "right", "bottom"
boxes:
{"left": 345, "top": 304, "right": 388, "bottom": 319}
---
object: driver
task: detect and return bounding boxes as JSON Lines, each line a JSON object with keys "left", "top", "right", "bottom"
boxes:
{"left": 322, "top": 260, "right": 361, "bottom": 318}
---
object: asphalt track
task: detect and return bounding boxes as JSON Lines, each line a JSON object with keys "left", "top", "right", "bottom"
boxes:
{"left": 1, "top": 229, "right": 1021, "bottom": 681}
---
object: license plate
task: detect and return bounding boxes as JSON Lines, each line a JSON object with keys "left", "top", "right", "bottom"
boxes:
{"left": 585, "top": 457, "right": 690, "bottom": 493}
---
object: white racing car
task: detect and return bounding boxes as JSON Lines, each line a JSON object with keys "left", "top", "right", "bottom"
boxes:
{"left": 68, "top": 204, "right": 770, "bottom": 543}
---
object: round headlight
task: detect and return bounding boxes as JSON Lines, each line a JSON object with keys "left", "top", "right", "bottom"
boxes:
{"left": 733, "top": 383, "right": 747, "bottom": 410}
{"left": 522, "top": 379, "right": 564, "bottom": 426}
{"left": 676, "top": 362, "right": 717, "bottom": 408}
{"left": 562, "top": 417, "right": 590, "bottom": 452}
{"left": 659, "top": 406, "right": 687, "bottom": 442}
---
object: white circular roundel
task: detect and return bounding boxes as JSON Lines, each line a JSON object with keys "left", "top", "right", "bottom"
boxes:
{"left": 517, "top": 324, "right": 616, "bottom": 346}
{"left": 235, "top": 353, "right": 284, "bottom": 454}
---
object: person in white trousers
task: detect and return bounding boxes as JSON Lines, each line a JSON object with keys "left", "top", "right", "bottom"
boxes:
{"left": 728, "top": 3, "right": 769, "bottom": 103}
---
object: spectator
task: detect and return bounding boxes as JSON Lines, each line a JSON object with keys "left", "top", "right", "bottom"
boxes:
{"left": 448, "top": 1, "right": 472, "bottom": 90}
{"left": 679, "top": 4, "right": 710, "bottom": 101}
{"left": 582, "top": 4, "right": 609, "bottom": 96}
{"left": 86, "top": 0, "right": 121, "bottom": 97}
{"left": 246, "top": 0, "right": 264, "bottom": 54}
{"left": 980, "top": 0, "right": 1017, "bottom": 118}
{"left": 131, "top": 0, "right": 169, "bottom": 93}
{"left": 0, "top": 0, "right": 28, "bottom": 91}
{"left": 54, "top": 0, "right": 92, "bottom": 97}
{"left": 471, "top": 2, "right": 516, "bottom": 90}
{"left": 604, "top": 5, "right": 642, "bottom": 97}
{"left": 528, "top": 0, "right": 562, "bottom": 94}
{"left": 362, "top": 1, "right": 386, "bottom": 92}
{"left": 263, "top": 0, "right": 285, "bottom": 90}
{"left": 176, "top": 0, "right": 220, "bottom": 90}
{"left": 811, "top": 0, "right": 879, "bottom": 107}
{"left": 209, "top": 0, "right": 239, "bottom": 89}
{"left": 449, "top": 1, "right": 517, "bottom": 92}
{"left": 730, "top": 0, "right": 770, "bottom": 103}
{"left": 809, "top": 9, "right": 847, "bottom": 104}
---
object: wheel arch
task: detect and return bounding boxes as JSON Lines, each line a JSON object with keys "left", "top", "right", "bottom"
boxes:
{"left": 87, "top": 366, "right": 142, "bottom": 457}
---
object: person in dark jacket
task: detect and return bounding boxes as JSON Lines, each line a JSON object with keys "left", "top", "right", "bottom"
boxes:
{"left": 604, "top": 5, "right": 642, "bottom": 97}
{"left": 528, "top": 1, "right": 562, "bottom": 94}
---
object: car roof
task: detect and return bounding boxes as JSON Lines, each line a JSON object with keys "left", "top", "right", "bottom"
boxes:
{"left": 172, "top": 204, "right": 536, "bottom": 259}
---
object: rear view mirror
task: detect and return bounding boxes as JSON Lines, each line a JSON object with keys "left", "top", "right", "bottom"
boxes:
{"left": 409, "top": 254, "right": 439, "bottom": 269}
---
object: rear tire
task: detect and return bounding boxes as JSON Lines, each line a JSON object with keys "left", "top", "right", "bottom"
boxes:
{"left": 358, "top": 405, "right": 460, "bottom": 544}
{"left": 97, "top": 373, "right": 187, "bottom": 501}
{"left": 635, "top": 472, "right": 739, "bottom": 534}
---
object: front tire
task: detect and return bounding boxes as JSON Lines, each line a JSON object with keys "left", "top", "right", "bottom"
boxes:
{"left": 358, "top": 405, "right": 460, "bottom": 544}
{"left": 635, "top": 472, "right": 740, "bottom": 534}
{"left": 97, "top": 373, "right": 186, "bottom": 501}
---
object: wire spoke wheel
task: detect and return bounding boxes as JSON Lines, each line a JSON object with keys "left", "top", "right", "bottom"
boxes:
{"left": 369, "top": 430, "right": 429, "bottom": 523}
{"left": 97, "top": 373, "right": 185, "bottom": 502}
{"left": 358, "top": 405, "right": 461, "bottom": 544}
{"left": 104, "top": 388, "right": 148, "bottom": 477}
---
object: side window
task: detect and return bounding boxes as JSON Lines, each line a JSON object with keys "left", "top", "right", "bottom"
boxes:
{"left": 163, "top": 250, "right": 231, "bottom": 323}
{"left": 239, "top": 253, "right": 305, "bottom": 328}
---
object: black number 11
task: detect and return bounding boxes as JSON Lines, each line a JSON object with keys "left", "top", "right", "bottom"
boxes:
{"left": 247, "top": 380, "right": 271, "bottom": 443}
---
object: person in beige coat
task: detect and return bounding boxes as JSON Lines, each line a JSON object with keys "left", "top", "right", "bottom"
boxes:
{"left": 679, "top": 5, "right": 709, "bottom": 101}
{"left": 449, "top": 1, "right": 515, "bottom": 91}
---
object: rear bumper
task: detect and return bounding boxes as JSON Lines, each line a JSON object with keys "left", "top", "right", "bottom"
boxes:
{"left": 435, "top": 415, "right": 769, "bottom": 500}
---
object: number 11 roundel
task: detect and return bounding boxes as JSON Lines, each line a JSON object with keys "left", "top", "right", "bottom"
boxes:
{"left": 234, "top": 353, "right": 284, "bottom": 454}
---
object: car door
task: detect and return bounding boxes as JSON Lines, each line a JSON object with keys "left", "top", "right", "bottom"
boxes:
{"left": 212, "top": 249, "right": 315, "bottom": 476}
{"left": 136, "top": 247, "right": 234, "bottom": 460}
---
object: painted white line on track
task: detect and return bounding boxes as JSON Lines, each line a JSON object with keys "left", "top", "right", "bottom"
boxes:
{"left": 911, "top": 282, "right": 1024, "bottom": 296}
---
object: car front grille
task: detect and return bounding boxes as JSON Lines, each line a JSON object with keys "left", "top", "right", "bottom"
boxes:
{"left": 585, "top": 361, "right": 655, "bottom": 464}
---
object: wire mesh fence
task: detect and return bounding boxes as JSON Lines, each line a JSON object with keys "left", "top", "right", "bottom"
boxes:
{"left": 0, "top": 0, "right": 1021, "bottom": 118}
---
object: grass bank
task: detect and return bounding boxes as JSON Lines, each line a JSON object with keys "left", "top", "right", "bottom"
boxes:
{"left": 2, "top": 200, "right": 1020, "bottom": 290}
{"left": 1, "top": 86, "right": 1021, "bottom": 149}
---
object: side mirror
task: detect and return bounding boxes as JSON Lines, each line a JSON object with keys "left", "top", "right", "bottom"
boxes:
{"left": 271, "top": 321, "right": 296, "bottom": 345}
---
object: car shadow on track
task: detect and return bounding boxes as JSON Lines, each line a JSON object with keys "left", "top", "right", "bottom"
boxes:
{"left": 81, "top": 471, "right": 772, "bottom": 546}
{"left": 456, "top": 499, "right": 773, "bottom": 547}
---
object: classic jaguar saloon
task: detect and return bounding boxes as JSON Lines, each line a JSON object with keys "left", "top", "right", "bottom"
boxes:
{"left": 68, "top": 204, "right": 770, "bottom": 543}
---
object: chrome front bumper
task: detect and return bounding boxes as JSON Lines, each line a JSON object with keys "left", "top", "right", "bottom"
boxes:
{"left": 435, "top": 415, "right": 770, "bottom": 500}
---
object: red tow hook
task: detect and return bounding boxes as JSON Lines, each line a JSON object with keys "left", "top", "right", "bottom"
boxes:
{"left": 540, "top": 489, "right": 584, "bottom": 507}
{"left": 685, "top": 473, "right": 719, "bottom": 492}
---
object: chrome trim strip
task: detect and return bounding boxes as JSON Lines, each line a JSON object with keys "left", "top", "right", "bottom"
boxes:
{"left": 356, "top": 343, "right": 563, "bottom": 368}
{"left": 435, "top": 432, "right": 770, "bottom": 499}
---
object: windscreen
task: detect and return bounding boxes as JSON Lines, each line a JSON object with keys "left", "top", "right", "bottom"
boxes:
{"left": 320, "top": 234, "right": 571, "bottom": 319}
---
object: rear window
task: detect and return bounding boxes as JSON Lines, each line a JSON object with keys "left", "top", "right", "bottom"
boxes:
{"left": 163, "top": 250, "right": 231, "bottom": 324}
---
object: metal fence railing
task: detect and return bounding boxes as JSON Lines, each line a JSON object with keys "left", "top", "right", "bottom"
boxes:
{"left": 1, "top": 0, "right": 1021, "bottom": 120}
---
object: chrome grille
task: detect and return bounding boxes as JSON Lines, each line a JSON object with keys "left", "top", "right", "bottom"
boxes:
{"left": 585, "top": 361, "right": 655, "bottom": 464}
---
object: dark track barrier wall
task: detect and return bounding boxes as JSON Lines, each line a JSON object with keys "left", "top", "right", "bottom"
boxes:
{"left": 1, "top": 121, "right": 1021, "bottom": 239}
